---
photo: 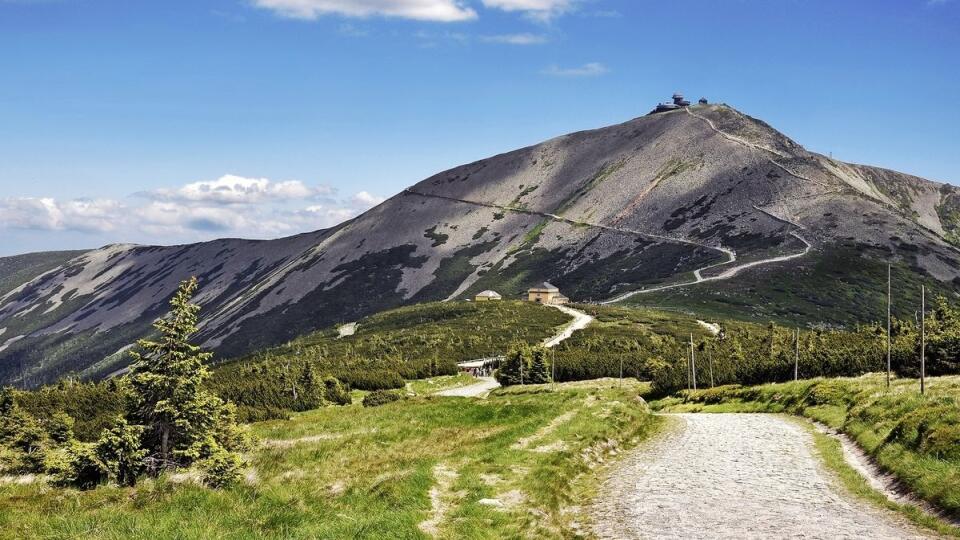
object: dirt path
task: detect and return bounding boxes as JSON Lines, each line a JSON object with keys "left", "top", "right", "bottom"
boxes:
{"left": 599, "top": 230, "right": 810, "bottom": 303}
{"left": 435, "top": 376, "right": 500, "bottom": 398}
{"left": 591, "top": 414, "right": 934, "bottom": 539}
{"left": 542, "top": 305, "right": 593, "bottom": 348}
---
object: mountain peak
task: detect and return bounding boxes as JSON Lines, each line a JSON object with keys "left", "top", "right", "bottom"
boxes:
{"left": 2, "top": 104, "right": 959, "bottom": 386}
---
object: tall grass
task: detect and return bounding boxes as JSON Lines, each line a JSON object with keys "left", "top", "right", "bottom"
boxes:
{"left": 0, "top": 380, "right": 660, "bottom": 539}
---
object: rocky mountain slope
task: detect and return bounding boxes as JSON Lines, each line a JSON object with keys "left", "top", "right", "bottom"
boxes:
{"left": 3, "top": 103, "right": 959, "bottom": 386}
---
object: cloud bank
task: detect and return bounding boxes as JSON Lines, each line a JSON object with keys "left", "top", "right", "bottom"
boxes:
{"left": 0, "top": 175, "right": 386, "bottom": 247}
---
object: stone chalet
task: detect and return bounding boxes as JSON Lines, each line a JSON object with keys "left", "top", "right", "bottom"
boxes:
{"left": 527, "top": 282, "right": 569, "bottom": 305}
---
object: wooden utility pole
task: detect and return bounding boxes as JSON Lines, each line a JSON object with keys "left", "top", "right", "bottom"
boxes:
{"left": 921, "top": 285, "right": 926, "bottom": 395}
{"left": 887, "top": 264, "right": 892, "bottom": 388}
{"left": 794, "top": 328, "right": 800, "bottom": 382}
{"left": 690, "top": 333, "right": 697, "bottom": 391}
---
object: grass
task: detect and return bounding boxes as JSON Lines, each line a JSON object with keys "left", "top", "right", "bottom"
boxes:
{"left": 405, "top": 373, "right": 478, "bottom": 395}
{"left": 806, "top": 424, "right": 960, "bottom": 537}
{"left": 0, "top": 379, "right": 661, "bottom": 539}
{"left": 627, "top": 243, "right": 959, "bottom": 328}
{"left": 654, "top": 373, "right": 960, "bottom": 525}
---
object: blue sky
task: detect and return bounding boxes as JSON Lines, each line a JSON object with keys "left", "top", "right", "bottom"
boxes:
{"left": 1, "top": 0, "right": 958, "bottom": 256}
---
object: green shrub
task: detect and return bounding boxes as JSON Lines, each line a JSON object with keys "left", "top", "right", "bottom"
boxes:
{"left": 0, "top": 406, "right": 48, "bottom": 474}
{"left": 94, "top": 417, "right": 147, "bottom": 487}
{"left": 44, "top": 412, "right": 75, "bottom": 444}
{"left": 46, "top": 441, "right": 107, "bottom": 490}
{"left": 200, "top": 448, "right": 243, "bottom": 488}
{"left": 362, "top": 390, "right": 401, "bottom": 408}
{"left": 324, "top": 377, "right": 352, "bottom": 406}
{"left": 336, "top": 369, "right": 405, "bottom": 391}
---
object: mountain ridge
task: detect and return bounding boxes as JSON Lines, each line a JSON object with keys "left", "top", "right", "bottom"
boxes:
{"left": 3, "top": 102, "right": 959, "bottom": 387}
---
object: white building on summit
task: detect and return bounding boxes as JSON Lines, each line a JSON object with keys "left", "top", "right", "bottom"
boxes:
{"left": 651, "top": 92, "right": 707, "bottom": 114}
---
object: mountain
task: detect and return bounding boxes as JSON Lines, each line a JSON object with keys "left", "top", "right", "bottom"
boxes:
{"left": 3, "top": 102, "right": 959, "bottom": 386}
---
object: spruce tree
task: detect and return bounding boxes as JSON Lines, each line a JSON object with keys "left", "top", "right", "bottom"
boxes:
{"left": 528, "top": 347, "right": 551, "bottom": 384}
{"left": 495, "top": 344, "right": 529, "bottom": 386}
{"left": 128, "top": 277, "right": 243, "bottom": 475}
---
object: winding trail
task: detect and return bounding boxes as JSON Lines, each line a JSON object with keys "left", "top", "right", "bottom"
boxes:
{"left": 599, "top": 231, "right": 810, "bottom": 304}
{"left": 591, "top": 414, "right": 934, "bottom": 539}
{"left": 542, "top": 304, "right": 594, "bottom": 348}
{"left": 436, "top": 305, "right": 593, "bottom": 398}
{"left": 406, "top": 185, "right": 810, "bottom": 307}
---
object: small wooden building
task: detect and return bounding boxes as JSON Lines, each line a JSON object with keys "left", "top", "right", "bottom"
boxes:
{"left": 527, "top": 282, "right": 569, "bottom": 305}
{"left": 475, "top": 290, "right": 502, "bottom": 302}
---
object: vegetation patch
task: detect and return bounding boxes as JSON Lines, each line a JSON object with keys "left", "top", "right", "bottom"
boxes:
{"left": 554, "top": 160, "right": 626, "bottom": 216}
{"left": 212, "top": 301, "right": 569, "bottom": 420}
{"left": 0, "top": 380, "right": 661, "bottom": 539}
{"left": 423, "top": 226, "right": 449, "bottom": 247}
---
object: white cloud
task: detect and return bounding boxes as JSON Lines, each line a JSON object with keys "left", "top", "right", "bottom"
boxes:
{"left": 1, "top": 176, "right": 386, "bottom": 246}
{"left": 252, "top": 0, "right": 477, "bottom": 22}
{"left": 0, "top": 197, "right": 122, "bottom": 233}
{"left": 542, "top": 62, "right": 608, "bottom": 77}
{"left": 480, "top": 33, "right": 548, "bottom": 45}
{"left": 145, "top": 174, "right": 319, "bottom": 204}
{"left": 481, "top": 0, "right": 574, "bottom": 20}
{"left": 350, "top": 191, "right": 387, "bottom": 207}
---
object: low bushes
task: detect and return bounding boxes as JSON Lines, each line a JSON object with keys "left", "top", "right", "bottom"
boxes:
{"left": 362, "top": 390, "right": 402, "bottom": 408}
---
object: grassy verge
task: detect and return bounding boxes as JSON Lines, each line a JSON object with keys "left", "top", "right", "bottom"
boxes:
{"left": 405, "top": 373, "right": 478, "bottom": 395}
{"left": 0, "top": 378, "right": 660, "bottom": 539}
{"left": 653, "top": 374, "right": 960, "bottom": 527}
{"left": 805, "top": 424, "right": 960, "bottom": 537}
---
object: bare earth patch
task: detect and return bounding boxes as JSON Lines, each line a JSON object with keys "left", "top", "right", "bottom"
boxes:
{"left": 419, "top": 463, "right": 460, "bottom": 537}
{"left": 512, "top": 411, "right": 576, "bottom": 450}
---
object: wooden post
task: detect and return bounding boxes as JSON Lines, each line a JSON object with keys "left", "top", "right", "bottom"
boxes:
{"left": 690, "top": 333, "right": 697, "bottom": 391}
{"left": 619, "top": 355, "right": 624, "bottom": 389}
{"left": 887, "top": 264, "right": 892, "bottom": 389}
{"left": 921, "top": 285, "right": 926, "bottom": 395}
{"left": 794, "top": 329, "right": 800, "bottom": 382}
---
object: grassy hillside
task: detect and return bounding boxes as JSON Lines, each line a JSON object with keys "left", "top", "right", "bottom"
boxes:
{"left": 0, "top": 250, "right": 86, "bottom": 298}
{"left": 626, "top": 243, "right": 959, "bottom": 327}
{"left": 655, "top": 374, "right": 960, "bottom": 522}
{"left": 0, "top": 380, "right": 661, "bottom": 539}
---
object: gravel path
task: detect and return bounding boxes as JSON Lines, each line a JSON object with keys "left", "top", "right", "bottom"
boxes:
{"left": 435, "top": 376, "right": 500, "bottom": 397}
{"left": 591, "top": 414, "right": 935, "bottom": 539}
{"left": 542, "top": 305, "right": 594, "bottom": 348}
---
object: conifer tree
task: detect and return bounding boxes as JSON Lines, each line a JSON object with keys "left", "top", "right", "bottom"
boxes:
{"left": 495, "top": 344, "right": 530, "bottom": 386}
{"left": 128, "top": 277, "right": 243, "bottom": 475}
{"left": 528, "top": 347, "right": 551, "bottom": 384}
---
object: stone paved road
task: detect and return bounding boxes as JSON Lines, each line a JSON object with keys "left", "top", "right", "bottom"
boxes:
{"left": 591, "top": 413, "right": 935, "bottom": 539}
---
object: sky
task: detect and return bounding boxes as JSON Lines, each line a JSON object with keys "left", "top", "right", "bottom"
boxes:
{"left": 1, "top": 0, "right": 958, "bottom": 256}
